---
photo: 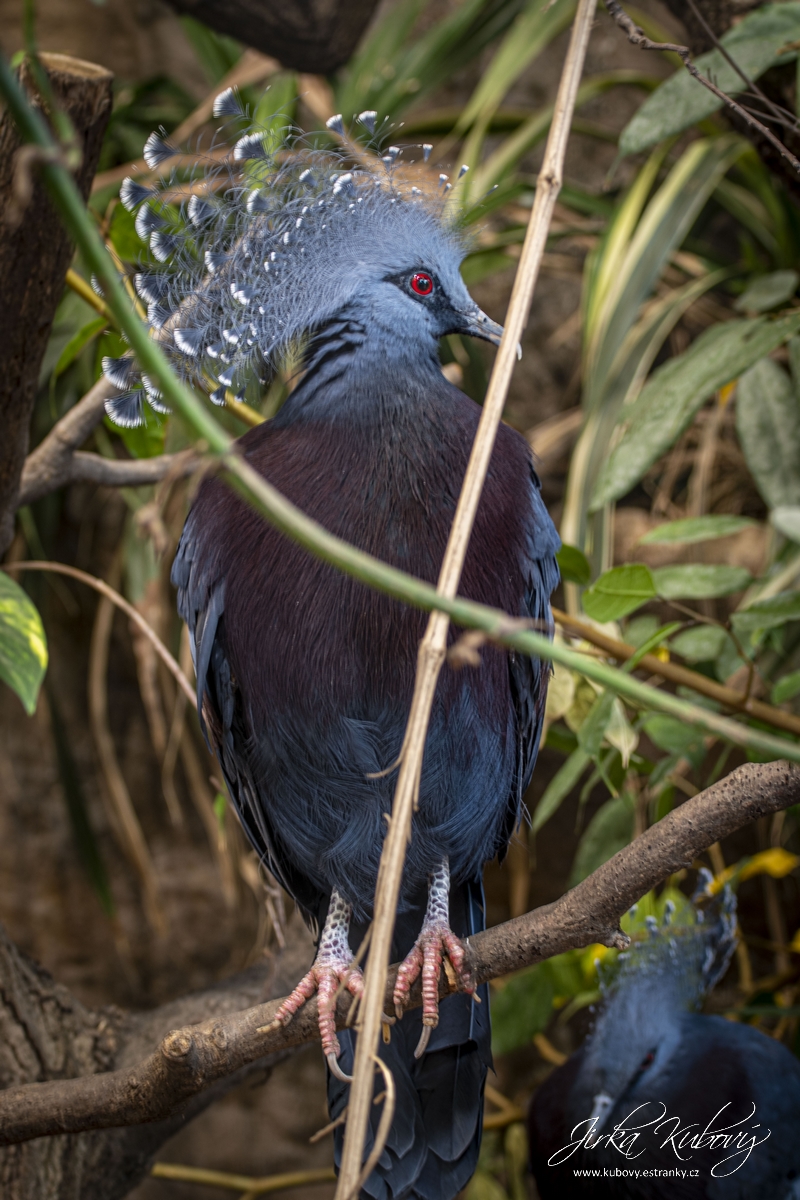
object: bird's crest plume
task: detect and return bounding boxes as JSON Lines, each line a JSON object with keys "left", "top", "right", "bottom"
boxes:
{"left": 102, "top": 90, "right": 467, "bottom": 427}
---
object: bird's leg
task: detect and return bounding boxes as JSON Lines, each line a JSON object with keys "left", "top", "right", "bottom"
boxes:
{"left": 392, "top": 858, "right": 475, "bottom": 1058}
{"left": 267, "top": 888, "right": 363, "bottom": 1083}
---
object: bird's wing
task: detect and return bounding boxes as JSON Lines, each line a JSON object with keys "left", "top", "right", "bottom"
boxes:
{"left": 171, "top": 507, "right": 324, "bottom": 924}
{"left": 501, "top": 462, "right": 560, "bottom": 853}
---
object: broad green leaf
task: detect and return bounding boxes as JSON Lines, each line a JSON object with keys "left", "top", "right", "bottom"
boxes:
{"left": 0, "top": 571, "right": 48, "bottom": 714}
{"left": 670, "top": 625, "right": 729, "bottom": 663}
{"left": 569, "top": 794, "right": 634, "bottom": 886}
{"left": 731, "top": 590, "right": 800, "bottom": 643}
{"left": 735, "top": 270, "right": 799, "bottom": 313}
{"left": 772, "top": 506, "right": 800, "bottom": 543}
{"left": 582, "top": 564, "right": 656, "bottom": 622}
{"left": 642, "top": 715, "right": 705, "bottom": 764}
{"left": 531, "top": 747, "right": 590, "bottom": 833}
{"left": 619, "top": 4, "right": 800, "bottom": 155}
{"left": 639, "top": 515, "right": 757, "bottom": 545}
{"left": 53, "top": 316, "right": 106, "bottom": 380}
{"left": 490, "top": 962, "right": 554, "bottom": 1055}
{"left": 653, "top": 564, "right": 752, "bottom": 599}
{"left": 578, "top": 690, "right": 616, "bottom": 759}
{"left": 737, "top": 359, "right": 800, "bottom": 510}
{"left": 772, "top": 670, "right": 800, "bottom": 704}
{"left": 592, "top": 313, "right": 800, "bottom": 510}
{"left": 557, "top": 543, "right": 591, "bottom": 586}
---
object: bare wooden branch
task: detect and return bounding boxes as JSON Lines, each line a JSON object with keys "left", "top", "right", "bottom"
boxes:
{"left": 1, "top": 759, "right": 795, "bottom": 1148}
{"left": 17, "top": 375, "right": 197, "bottom": 505}
{"left": 0, "top": 53, "right": 113, "bottom": 554}
{"left": 603, "top": 0, "right": 800, "bottom": 176}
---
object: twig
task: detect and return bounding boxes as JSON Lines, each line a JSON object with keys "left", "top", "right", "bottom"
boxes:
{"left": 91, "top": 50, "right": 279, "bottom": 193}
{"left": 603, "top": 0, "right": 800, "bottom": 177}
{"left": 335, "top": 1, "right": 599, "bottom": 1191}
{"left": 17, "top": 374, "right": 196, "bottom": 507}
{"left": 551, "top": 606, "right": 800, "bottom": 738}
{"left": 88, "top": 568, "right": 164, "bottom": 932}
{"left": 683, "top": 0, "right": 799, "bottom": 138}
{"left": 151, "top": 1164, "right": 336, "bottom": 1194}
{"left": 0, "top": 760, "right": 796, "bottom": 1146}
{"left": 4, "top": 561, "right": 194, "bottom": 704}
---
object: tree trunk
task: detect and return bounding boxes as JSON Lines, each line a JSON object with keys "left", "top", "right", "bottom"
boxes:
{"left": 0, "top": 52, "right": 112, "bottom": 555}
{"left": 0, "top": 913, "right": 313, "bottom": 1199}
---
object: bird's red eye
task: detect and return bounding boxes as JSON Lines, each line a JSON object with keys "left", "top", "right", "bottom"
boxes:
{"left": 411, "top": 272, "right": 433, "bottom": 296}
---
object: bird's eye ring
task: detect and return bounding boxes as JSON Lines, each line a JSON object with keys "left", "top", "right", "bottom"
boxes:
{"left": 410, "top": 272, "right": 434, "bottom": 296}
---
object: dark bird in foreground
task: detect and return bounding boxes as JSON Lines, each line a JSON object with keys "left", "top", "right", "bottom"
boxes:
{"left": 106, "top": 96, "right": 560, "bottom": 1199}
{"left": 529, "top": 882, "right": 800, "bottom": 1200}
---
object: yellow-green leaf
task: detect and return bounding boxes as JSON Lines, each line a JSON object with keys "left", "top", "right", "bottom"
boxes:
{"left": 0, "top": 571, "right": 48, "bottom": 714}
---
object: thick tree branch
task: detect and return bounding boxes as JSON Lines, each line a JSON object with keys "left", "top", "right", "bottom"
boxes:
{"left": 1, "top": 759, "right": 796, "bottom": 1147}
{"left": 17, "top": 375, "right": 196, "bottom": 507}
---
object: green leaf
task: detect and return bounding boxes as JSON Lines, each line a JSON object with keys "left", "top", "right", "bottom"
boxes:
{"left": 772, "top": 506, "right": 800, "bottom": 543}
{"left": 592, "top": 314, "right": 800, "bottom": 510}
{"left": 771, "top": 670, "right": 800, "bottom": 704}
{"left": 642, "top": 714, "right": 705, "bottom": 762}
{"left": 531, "top": 747, "right": 590, "bottom": 833}
{"left": 732, "top": 590, "right": 800, "bottom": 643}
{"left": 736, "top": 358, "right": 800, "bottom": 510}
{"left": 556, "top": 543, "right": 591, "bottom": 586}
{"left": 639, "top": 515, "right": 757, "bottom": 545}
{"left": 670, "top": 625, "right": 729, "bottom": 662}
{"left": 0, "top": 571, "right": 48, "bottom": 714}
{"left": 577, "top": 690, "right": 616, "bottom": 759}
{"left": 582, "top": 564, "right": 656, "bottom": 622}
{"left": 569, "top": 794, "right": 634, "bottom": 886}
{"left": 108, "top": 202, "right": 147, "bottom": 263}
{"left": 490, "top": 962, "right": 555, "bottom": 1055}
{"left": 53, "top": 315, "right": 106, "bottom": 380}
{"left": 653, "top": 564, "right": 752, "bottom": 599}
{"left": 619, "top": 3, "right": 800, "bottom": 155}
{"left": 735, "top": 270, "right": 799, "bottom": 313}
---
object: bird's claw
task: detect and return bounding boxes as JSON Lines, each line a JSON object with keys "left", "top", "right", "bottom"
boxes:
{"left": 392, "top": 921, "right": 474, "bottom": 1057}
{"left": 270, "top": 958, "right": 364, "bottom": 1074}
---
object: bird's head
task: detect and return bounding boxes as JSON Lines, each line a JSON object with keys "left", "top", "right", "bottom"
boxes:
{"left": 102, "top": 99, "right": 503, "bottom": 426}
{"left": 574, "top": 881, "right": 737, "bottom": 1131}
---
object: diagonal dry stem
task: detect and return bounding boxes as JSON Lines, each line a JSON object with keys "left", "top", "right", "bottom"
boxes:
{"left": 334, "top": 0, "right": 598, "bottom": 1192}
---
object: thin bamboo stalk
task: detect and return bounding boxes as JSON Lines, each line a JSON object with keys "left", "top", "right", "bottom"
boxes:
{"left": 334, "top": 0, "right": 598, "bottom": 1191}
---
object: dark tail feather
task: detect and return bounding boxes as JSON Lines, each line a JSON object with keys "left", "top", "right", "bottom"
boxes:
{"left": 330, "top": 879, "right": 491, "bottom": 1200}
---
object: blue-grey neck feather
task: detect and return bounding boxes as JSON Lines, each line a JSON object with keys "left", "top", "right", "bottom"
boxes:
{"left": 102, "top": 90, "right": 468, "bottom": 428}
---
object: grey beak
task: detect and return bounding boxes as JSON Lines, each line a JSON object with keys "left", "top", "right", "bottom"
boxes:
{"left": 459, "top": 305, "right": 504, "bottom": 347}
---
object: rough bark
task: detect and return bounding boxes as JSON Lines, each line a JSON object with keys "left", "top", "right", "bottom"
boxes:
{"left": 0, "top": 52, "right": 112, "bottom": 555}
{"left": 0, "top": 912, "right": 315, "bottom": 1199}
{"left": 0, "top": 760, "right": 797, "bottom": 1173}
{"left": 162, "top": 0, "right": 381, "bottom": 75}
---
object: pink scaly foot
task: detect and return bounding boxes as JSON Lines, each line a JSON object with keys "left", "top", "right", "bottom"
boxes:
{"left": 267, "top": 889, "right": 363, "bottom": 1083}
{"left": 392, "top": 858, "right": 475, "bottom": 1059}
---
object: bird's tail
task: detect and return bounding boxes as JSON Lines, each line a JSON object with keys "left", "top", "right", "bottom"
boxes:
{"left": 329, "top": 878, "right": 491, "bottom": 1200}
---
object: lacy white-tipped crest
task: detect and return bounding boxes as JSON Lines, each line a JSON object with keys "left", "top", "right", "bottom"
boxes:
{"left": 103, "top": 98, "right": 463, "bottom": 427}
